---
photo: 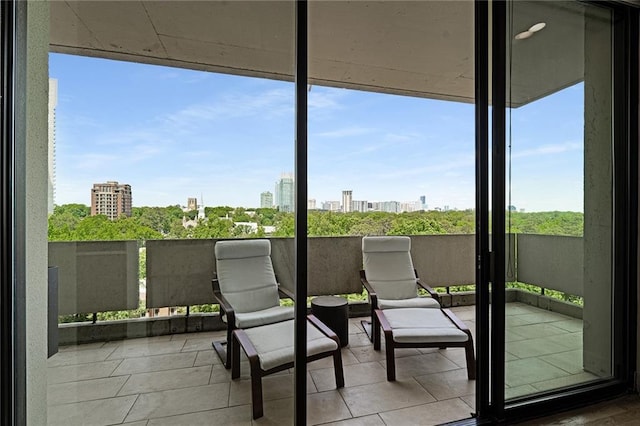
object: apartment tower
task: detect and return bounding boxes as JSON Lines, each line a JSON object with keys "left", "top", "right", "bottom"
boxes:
{"left": 260, "top": 191, "right": 274, "bottom": 208}
{"left": 275, "top": 174, "right": 294, "bottom": 212}
{"left": 91, "top": 181, "right": 132, "bottom": 220}
{"left": 342, "top": 190, "right": 353, "bottom": 213}
{"left": 48, "top": 78, "right": 57, "bottom": 214}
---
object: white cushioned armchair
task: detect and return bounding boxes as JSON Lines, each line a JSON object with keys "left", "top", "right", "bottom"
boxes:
{"left": 361, "top": 236, "right": 441, "bottom": 346}
{"left": 212, "top": 239, "right": 294, "bottom": 368}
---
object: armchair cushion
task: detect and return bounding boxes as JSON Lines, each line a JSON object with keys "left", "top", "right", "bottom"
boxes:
{"left": 362, "top": 236, "right": 418, "bottom": 300}
{"left": 215, "top": 239, "right": 280, "bottom": 313}
{"left": 242, "top": 319, "right": 339, "bottom": 371}
{"left": 378, "top": 297, "right": 441, "bottom": 310}
{"left": 230, "top": 305, "right": 294, "bottom": 329}
{"left": 383, "top": 308, "right": 468, "bottom": 344}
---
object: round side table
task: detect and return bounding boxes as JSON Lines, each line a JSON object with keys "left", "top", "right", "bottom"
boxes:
{"left": 311, "top": 295, "right": 349, "bottom": 347}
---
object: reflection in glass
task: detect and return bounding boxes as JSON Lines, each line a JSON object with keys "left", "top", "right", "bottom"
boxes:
{"left": 505, "top": 1, "right": 613, "bottom": 400}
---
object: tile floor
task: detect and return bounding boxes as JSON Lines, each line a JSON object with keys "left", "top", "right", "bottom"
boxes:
{"left": 46, "top": 303, "right": 638, "bottom": 425}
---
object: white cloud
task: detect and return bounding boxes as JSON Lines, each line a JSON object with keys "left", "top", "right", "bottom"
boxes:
{"left": 512, "top": 141, "right": 582, "bottom": 159}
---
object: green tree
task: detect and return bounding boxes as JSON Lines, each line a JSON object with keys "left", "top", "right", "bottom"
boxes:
{"left": 53, "top": 203, "right": 90, "bottom": 218}
{"left": 206, "top": 206, "right": 233, "bottom": 219}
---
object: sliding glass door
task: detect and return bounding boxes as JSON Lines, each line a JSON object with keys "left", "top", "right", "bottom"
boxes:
{"left": 476, "top": 0, "right": 637, "bottom": 421}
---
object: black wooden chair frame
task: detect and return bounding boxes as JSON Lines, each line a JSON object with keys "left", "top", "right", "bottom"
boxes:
{"left": 211, "top": 273, "right": 295, "bottom": 369}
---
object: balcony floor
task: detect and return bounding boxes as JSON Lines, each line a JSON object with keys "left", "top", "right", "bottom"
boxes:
{"left": 46, "top": 303, "right": 639, "bottom": 425}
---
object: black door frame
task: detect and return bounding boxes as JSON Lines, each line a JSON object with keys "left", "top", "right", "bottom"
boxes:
{"left": 475, "top": 0, "right": 639, "bottom": 423}
{"left": 1, "top": 0, "right": 26, "bottom": 424}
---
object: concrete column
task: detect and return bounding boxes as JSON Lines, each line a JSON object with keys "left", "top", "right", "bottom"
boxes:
{"left": 17, "top": 0, "right": 50, "bottom": 423}
{"left": 582, "top": 10, "right": 613, "bottom": 377}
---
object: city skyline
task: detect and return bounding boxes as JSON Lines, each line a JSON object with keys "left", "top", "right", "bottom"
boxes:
{"left": 51, "top": 53, "right": 585, "bottom": 212}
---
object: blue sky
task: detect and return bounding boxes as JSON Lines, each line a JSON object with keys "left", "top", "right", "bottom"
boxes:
{"left": 50, "top": 53, "right": 584, "bottom": 212}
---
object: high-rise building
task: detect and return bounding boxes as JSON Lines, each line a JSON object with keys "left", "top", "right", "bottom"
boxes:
{"left": 342, "top": 190, "right": 353, "bottom": 213}
{"left": 419, "top": 195, "right": 426, "bottom": 210}
{"left": 352, "top": 200, "right": 368, "bottom": 212}
{"left": 308, "top": 198, "right": 316, "bottom": 210}
{"left": 91, "top": 181, "right": 132, "bottom": 220}
{"left": 322, "top": 201, "right": 341, "bottom": 211}
{"left": 187, "top": 197, "right": 198, "bottom": 211}
{"left": 260, "top": 191, "right": 274, "bottom": 208}
{"left": 48, "top": 78, "right": 57, "bottom": 215}
{"left": 275, "top": 173, "right": 294, "bottom": 212}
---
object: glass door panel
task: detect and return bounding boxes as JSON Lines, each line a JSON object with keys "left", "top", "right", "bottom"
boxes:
{"left": 504, "top": 1, "right": 613, "bottom": 400}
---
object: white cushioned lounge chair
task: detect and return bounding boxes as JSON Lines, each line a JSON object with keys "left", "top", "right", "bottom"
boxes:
{"left": 360, "top": 236, "right": 441, "bottom": 346}
{"left": 212, "top": 239, "right": 294, "bottom": 368}
{"left": 361, "top": 236, "right": 476, "bottom": 381}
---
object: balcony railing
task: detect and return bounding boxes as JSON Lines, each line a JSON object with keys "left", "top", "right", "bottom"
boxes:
{"left": 48, "top": 234, "right": 584, "bottom": 345}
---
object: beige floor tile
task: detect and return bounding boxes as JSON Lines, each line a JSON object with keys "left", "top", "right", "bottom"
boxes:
{"left": 392, "top": 353, "right": 460, "bottom": 379}
{"left": 349, "top": 346, "right": 385, "bottom": 364}
{"left": 48, "top": 376, "right": 129, "bottom": 405}
{"left": 319, "top": 414, "right": 385, "bottom": 426}
{"left": 58, "top": 342, "right": 106, "bottom": 352}
{"left": 450, "top": 308, "right": 476, "bottom": 321}
{"left": 539, "top": 349, "right": 584, "bottom": 375}
{"left": 506, "top": 329, "right": 528, "bottom": 343}
{"left": 340, "top": 378, "right": 436, "bottom": 417}
{"left": 553, "top": 318, "right": 583, "bottom": 333}
{"left": 146, "top": 405, "right": 252, "bottom": 425}
{"left": 346, "top": 333, "right": 375, "bottom": 348}
{"left": 505, "top": 384, "right": 539, "bottom": 399}
{"left": 437, "top": 347, "right": 474, "bottom": 371}
{"left": 307, "top": 391, "right": 353, "bottom": 425}
{"left": 506, "top": 315, "right": 540, "bottom": 327}
{"left": 124, "top": 383, "right": 230, "bottom": 422}
{"left": 251, "top": 397, "right": 294, "bottom": 425}
{"left": 47, "top": 395, "right": 137, "bottom": 426}
{"left": 506, "top": 337, "right": 573, "bottom": 359}
{"left": 307, "top": 348, "right": 359, "bottom": 371}
{"left": 415, "top": 368, "right": 475, "bottom": 401}
{"left": 118, "top": 365, "right": 212, "bottom": 395}
{"left": 505, "top": 358, "right": 569, "bottom": 388}
{"left": 112, "top": 351, "right": 197, "bottom": 376}
{"left": 47, "top": 359, "right": 122, "bottom": 384}
{"left": 47, "top": 347, "right": 117, "bottom": 368}
{"left": 517, "top": 311, "right": 572, "bottom": 324}
{"left": 173, "top": 330, "right": 226, "bottom": 341}
{"left": 379, "top": 397, "right": 474, "bottom": 425}
{"left": 107, "top": 341, "right": 186, "bottom": 360}
{"left": 229, "top": 373, "right": 315, "bottom": 407}
{"left": 251, "top": 391, "right": 352, "bottom": 426}
{"left": 182, "top": 337, "right": 220, "bottom": 352}
{"left": 506, "top": 303, "right": 546, "bottom": 315}
{"left": 310, "top": 361, "right": 386, "bottom": 392}
{"left": 349, "top": 345, "right": 420, "bottom": 364}
{"left": 195, "top": 349, "right": 222, "bottom": 367}
{"left": 349, "top": 319, "right": 365, "bottom": 334}
{"left": 530, "top": 371, "right": 600, "bottom": 392}
{"left": 544, "top": 332, "right": 583, "bottom": 351}
{"left": 508, "top": 323, "right": 572, "bottom": 340}
{"left": 460, "top": 394, "right": 475, "bottom": 410}
{"left": 210, "top": 364, "right": 235, "bottom": 383}
{"left": 103, "top": 335, "right": 173, "bottom": 347}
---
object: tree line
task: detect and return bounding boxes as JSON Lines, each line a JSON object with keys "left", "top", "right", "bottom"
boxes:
{"left": 48, "top": 203, "right": 584, "bottom": 242}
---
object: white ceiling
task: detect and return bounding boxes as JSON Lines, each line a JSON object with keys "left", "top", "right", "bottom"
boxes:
{"left": 50, "top": 1, "right": 589, "bottom": 107}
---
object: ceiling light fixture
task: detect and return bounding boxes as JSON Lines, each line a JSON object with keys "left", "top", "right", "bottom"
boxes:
{"left": 514, "top": 22, "right": 546, "bottom": 40}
